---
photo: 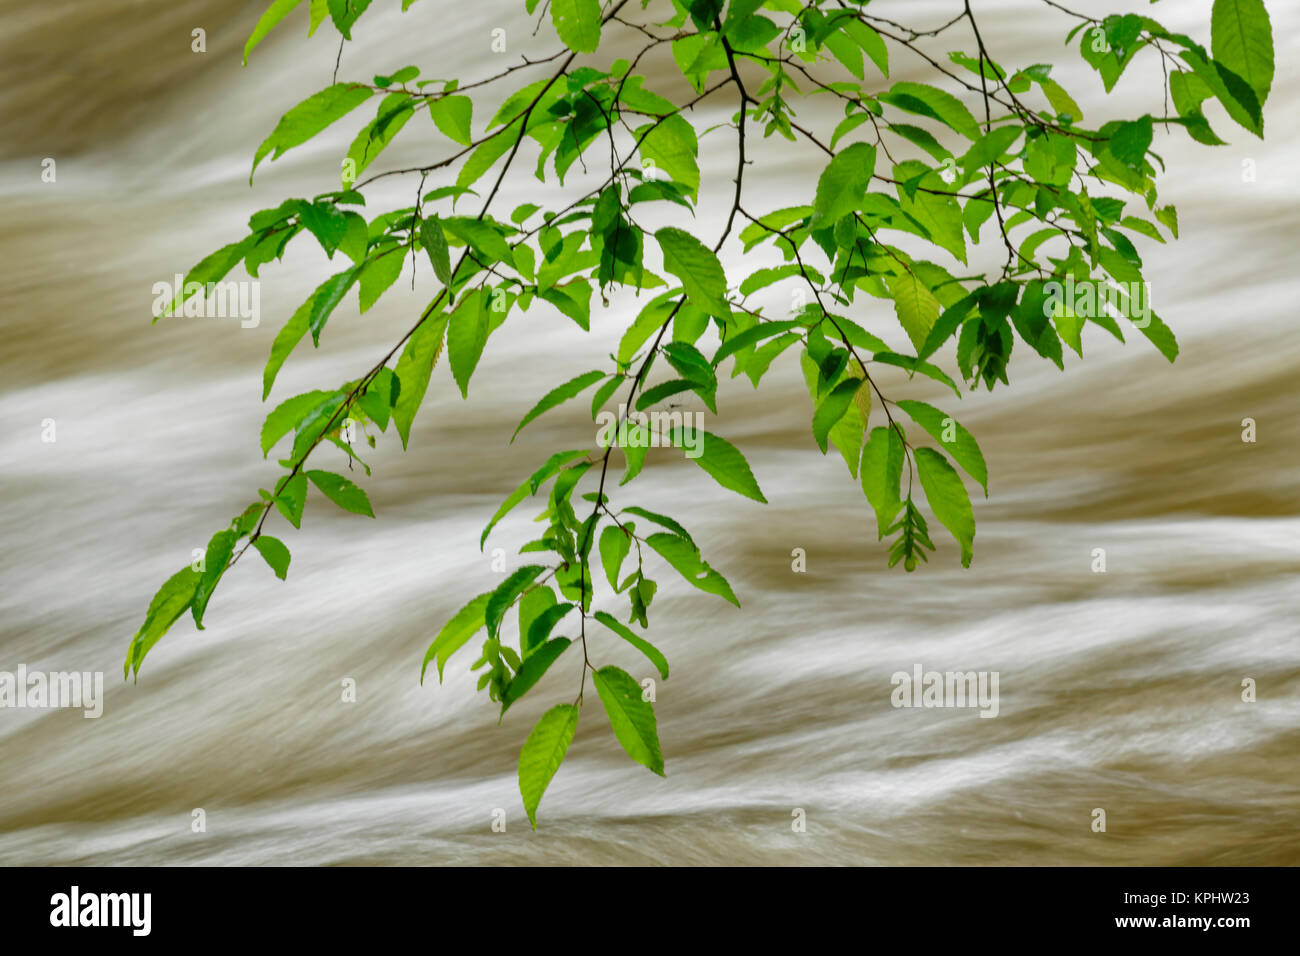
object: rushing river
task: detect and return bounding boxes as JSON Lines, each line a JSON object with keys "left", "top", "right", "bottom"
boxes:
{"left": 1, "top": 0, "right": 1297, "bottom": 865}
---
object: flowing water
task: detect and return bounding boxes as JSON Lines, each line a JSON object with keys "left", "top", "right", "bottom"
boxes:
{"left": 1, "top": 0, "right": 1297, "bottom": 865}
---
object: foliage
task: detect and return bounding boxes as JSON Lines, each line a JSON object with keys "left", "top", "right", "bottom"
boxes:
{"left": 130, "top": 0, "right": 1275, "bottom": 825}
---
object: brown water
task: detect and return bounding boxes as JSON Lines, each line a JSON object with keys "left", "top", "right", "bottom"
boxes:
{"left": 1, "top": 0, "right": 1297, "bottom": 865}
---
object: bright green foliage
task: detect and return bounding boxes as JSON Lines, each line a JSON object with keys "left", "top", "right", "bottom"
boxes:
{"left": 251, "top": 535, "right": 292, "bottom": 580}
{"left": 593, "top": 666, "right": 664, "bottom": 776}
{"left": 131, "top": 0, "right": 1275, "bottom": 824}
{"left": 518, "top": 704, "right": 579, "bottom": 828}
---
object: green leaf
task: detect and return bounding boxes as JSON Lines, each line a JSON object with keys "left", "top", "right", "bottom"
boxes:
{"left": 593, "top": 665, "right": 664, "bottom": 775}
{"left": 1169, "top": 70, "right": 1228, "bottom": 146}
{"left": 501, "top": 638, "right": 571, "bottom": 713}
{"left": 274, "top": 472, "right": 307, "bottom": 528}
{"left": 713, "top": 319, "right": 804, "bottom": 366}
{"left": 881, "top": 82, "right": 980, "bottom": 140}
{"left": 887, "top": 123, "right": 952, "bottom": 162}
{"left": 513, "top": 370, "right": 605, "bottom": 441}
{"left": 157, "top": 238, "right": 255, "bottom": 320}
{"left": 727, "top": 12, "right": 779, "bottom": 53}
{"left": 668, "top": 427, "right": 766, "bottom": 503}
{"left": 429, "top": 94, "right": 474, "bottom": 146}
{"left": 618, "top": 295, "right": 674, "bottom": 364}
{"left": 636, "top": 114, "right": 700, "bottom": 200}
{"left": 244, "top": 0, "right": 304, "bottom": 66}
{"left": 1180, "top": 47, "right": 1262, "bottom": 137}
{"left": 420, "top": 215, "right": 453, "bottom": 287}
{"left": 895, "top": 400, "right": 988, "bottom": 494}
{"left": 393, "top": 312, "right": 449, "bottom": 449}
{"left": 191, "top": 529, "right": 236, "bottom": 630}
{"left": 305, "top": 469, "right": 375, "bottom": 517}
{"left": 918, "top": 292, "right": 978, "bottom": 362}
{"left": 618, "top": 428, "right": 649, "bottom": 485}
{"left": 285, "top": 388, "right": 345, "bottom": 463}
{"left": 374, "top": 66, "right": 419, "bottom": 87}
{"left": 252, "top": 83, "right": 374, "bottom": 181}
{"left": 951, "top": 50, "right": 1006, "bottom": 82}
{"left": 846, "top": 20, "right": 888, "bottom": 77}
{"left": 422, "top": 592, "right": 490, "bottom": 682}
{"left": 307, "top": 267, "right": 360, "bottom": 345}
{"left": 486, "top": 565, "right": 546, "bottom": 638}
{"left": 832, "top": 112, "right": 872, "bottom": 152}
{"left": 480, "top": 480, "right": 531, "bottom": 550}
{"left": 1212, "top": 0, "right": 1273, "bottom": 104}
{"left": 518, "top": 703, "right": 579, "bottom": 828}
{"left": 887, "top": 272, "right": 942, "bottom": 352}
{"left": 309, "top": 0, "right": 329, "bottom": 34}
{"left": 811, "top": 142, "right": 876, "bottom": 228}
{"left": 262, "top": 299, "right": 312, "bottom": 400}
{"left": 613, "top": 424, "right": 644, "bottom": 489}
{"left": 519, "top": 584, "right": 556, "bottom": 646}
{"left": 812, "top": 376, "right": 863, "bottom": 455}
{"left": 914, "top": 447, "right": 975, "bottom": 567}
{"left": 742, "top": 332, "right": 800, "bottom": 386}
{"left": 345, "top": 94, "right": 415, "bottom": 184}
{"left": 738, "top": 267, "right": 812, "bottom": 297}
{"left": 826, "top": 31, "right": 865, "bottom": 80}
{"left": 1039, "top": 77, "right": 1082, "bottom": 122}
{"left": 872, "top": 351, "right": 962, "bottom": 398}
{"left": 326, "top": 0, "right": 371, "bottom": 38}
{"left": 620, "top": 506, "right": 694, "bottom": 546}
{"left": 635, "top": 379, "right": 695, "bottom": 410}
{"left": 860, "top": 425, "right": 904, "bottom": 538}
{"left": 1154, "top": 205, "right": 1179, "bottom": 239}
{"left": 720, "top": 0, "right": 764, "bottom": 34}
{"left": 1135, "top": 310, "right": 1180, "bottom": 363}
{"left": 1108, "top": 116, "right": 1153, "bottom": 169}
{"left": 655, "top": 227, "right": 730, "bottom": 321}
{"left": 447, "top": 287, "right": 490, "bottom": 397}
{"left": 895, "top": 172, "right": 966, "bottom": 263}
{"left": 490, "top": 77, "right": 551, "bottom": 128}
{"left": 529, "top": 449, "right": 590, "bottom": 493}
{"left": 1022, "top": 130, "right": 1077, "bottom": 185}
{"left": 539, "top": 282, "right": 592, "bottom": 330}
{"left": 356, "top": 367, "right": 396, "bottom": 430}
{"left": 124, "top": 566, "right": 200, "bottom": 679}
{"left": 960, "top": 126, "right": 1021, "bottom": 173}
{"left": 523, "top": 601, "right": 574, "bottom": 657}
{"left": 551, "top": 0, "right": 601, "bottom": 53}
{"left": 827, "top": 362, "right": 870, "bottom": 477}
{"left": 644, "top": 532, "right": 739, "bottom": 607}
{"left": 511, "top": 203, "right": 541, "bottom": 224}
{"left": 458, "top": 116, "right": 523, "bottom": 189}
{"left": 672, "top": 33, "right": 727, "bottom": 86}
{"left": 338, "top": 211, "right": 369, "bottom": 264}
{"left": 260, "top": 389, "right": 336, "bottom": 457}
{"left": 599, "top": 524, "right": 633, "bottom": 591}
{"left": 441, "top": 217, "right": 513, "bottom": 267}
{"left": 594, "top": 611, "right": 669, "bottom": 680}
{"left": 590, "top": 374, "right": 623, "bottom": 417}
{"left": 661, "top": 342, "right": 717, "bottom": 411}
{"left": 358, "top": 248, "right": 404, "bottom": 312}
{"left": 252, "top": 535, "right": 292, "bottom": 580}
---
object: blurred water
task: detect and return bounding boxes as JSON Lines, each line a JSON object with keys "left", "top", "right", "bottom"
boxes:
{"left": 0, "top": 0, "right": 1297, "bottom": 865}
